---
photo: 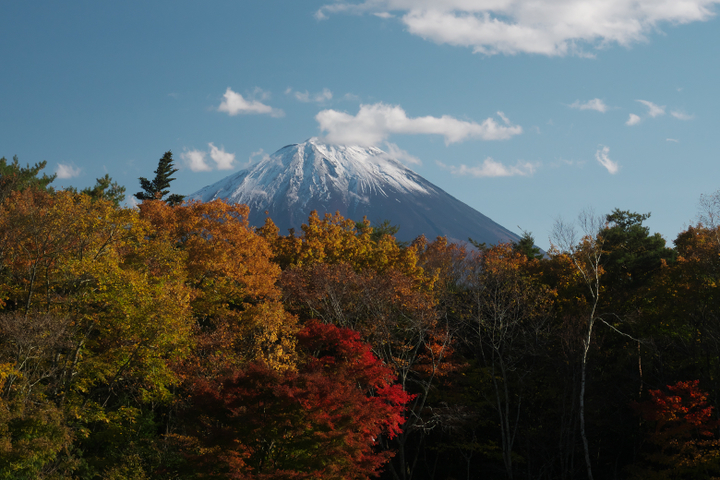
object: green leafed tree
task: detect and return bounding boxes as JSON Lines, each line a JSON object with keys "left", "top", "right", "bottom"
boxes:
{"left": 135, "top": 151, "right": 184, "bottom": 206}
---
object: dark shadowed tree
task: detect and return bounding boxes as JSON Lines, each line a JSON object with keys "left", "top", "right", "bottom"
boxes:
{"left": 602, "top": 209, "right": 675, "bottom": 307}
{"left": 551, "top": 210, "right": 606, "bottom": 480}
{"left": 513, "top": 230, "right": 544, "bottom": 261}
{"left": 135, "top": 151, "right": 184, "bottom": 205}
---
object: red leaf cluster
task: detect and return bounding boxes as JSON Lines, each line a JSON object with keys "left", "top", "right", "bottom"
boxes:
{"left": 179, "top": 321, "right": 412, "bottom": 479}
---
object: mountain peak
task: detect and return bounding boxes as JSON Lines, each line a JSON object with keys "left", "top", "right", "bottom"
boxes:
{"left": 189, "top": 141, "right": 519, "bottom": 245}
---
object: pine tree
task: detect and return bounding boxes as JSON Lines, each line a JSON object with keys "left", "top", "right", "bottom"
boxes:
{"left": 135, "top": 151, "right": 184, "bottom": 206}
{"left": 513, "top": 230, "right": 544, "bottom": 260}
{"left": 0, "top": 155, "right": 56, "bottom": 204}
{"left": 81, "top": 174, "right": 126, "bottom": 207}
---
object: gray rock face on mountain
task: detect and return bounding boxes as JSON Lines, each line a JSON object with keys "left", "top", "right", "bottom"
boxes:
{"left": 189, "top": 138, "right": 520, "bottom": 245}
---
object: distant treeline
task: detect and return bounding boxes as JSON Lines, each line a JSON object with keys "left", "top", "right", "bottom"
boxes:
{"left": 2, "top": 154, "right": 720, "bottom": 479}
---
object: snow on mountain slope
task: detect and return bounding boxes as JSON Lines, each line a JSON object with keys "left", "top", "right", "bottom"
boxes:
{"left": 189, "top": 138, "right": 520, "bottom": 245}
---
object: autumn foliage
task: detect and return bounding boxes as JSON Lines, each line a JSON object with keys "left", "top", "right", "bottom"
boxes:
{"left": 4, "top": 169, "right": 720, "bottom": 479}
{"left": 629, "top": 380, "right": 720, "bottom": 479}
{"left": 176, "top": 321, "right": 411, "bottom": 479}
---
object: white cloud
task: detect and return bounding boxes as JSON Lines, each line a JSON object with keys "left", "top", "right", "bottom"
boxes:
{"left": 437, "top": 157, "right": 536, "bottom": 177}
{"left": 290, "top": 88, "right": 333, "bottom": 103}
{"left": 182, "top": 149, "right": 212, "bottom": 172}
{"left": 218, "top": 87, "right": 284, "bottom": 117}
{"left": 595, "top": 145, "right": 619, "bottom": 174}
{"left": 182, "top": 144, "right": 237, "bottom": 171}
{"left": 666, "top": 138, "right": 680, "bottom": 142}
{"left": 671, "top": 110, "right": 694, "bottom": 120}
{"left": 637, "top": 99, "right": 666, "bottom": 117}
{"left": 316, "top": 102, "right": 522, "bottom": 146}
{"left": 56, "top": 163, "right": 81, "bottom": 179}
{"left": 382, "top": 142, "right": 422, "bottom": 165}
{"left": 209, "top": 143, "right": 236, "bottom": 170}
{"left": 374, "top": 12, "right": 394, "bottom": 18}
{"left": 569, "top": 98, "right": 609, "bottom": 113}
{"left": 317, "top": 0, "right": 720, "bottom": 56}
{"left": 626, "top": 113, "right": 641, "bottom": 126}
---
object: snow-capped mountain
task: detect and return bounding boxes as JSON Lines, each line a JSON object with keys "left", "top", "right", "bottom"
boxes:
{"left": 189, "top": 138, "right": 520, "bottom": 245}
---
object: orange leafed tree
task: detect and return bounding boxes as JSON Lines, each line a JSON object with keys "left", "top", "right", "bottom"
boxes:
{"left": 139, "top": 199, "right": 297, "bottom": 373}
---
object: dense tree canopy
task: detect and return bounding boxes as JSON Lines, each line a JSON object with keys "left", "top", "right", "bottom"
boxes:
{"left": 1, "top": 164, "right": 720, "bottom": 479}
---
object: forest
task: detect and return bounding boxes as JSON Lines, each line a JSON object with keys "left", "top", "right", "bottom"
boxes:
{"left": 2, "top": 153, "right": 720, "bottom": 480}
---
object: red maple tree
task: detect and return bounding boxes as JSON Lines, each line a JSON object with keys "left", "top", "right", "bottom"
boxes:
{"left": 177, "top": 321, "right": 412, "bottom": 479}
{"left": 629, "top": 380, "right": 720, "bottom": 479}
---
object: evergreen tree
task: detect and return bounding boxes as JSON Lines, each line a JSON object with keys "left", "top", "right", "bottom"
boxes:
{"left": 600, "top": 209, "right": 676, "bottom": 314}
{"left": 0, "top": 155, "right": 56, "bottom": 203}
{"left": 602, "top": 209, "right": 675, "bottom": 291}
{"left": 467, "top": 237, "right": 488, "bottom": 251}
{"left": 135, "top": 151, "right": 184, "bottom": 206}
{"left": 67, "top": 174, "right": 126, "bottom": 207}
{"left": 512, "top": 229, "right": 544, "bottom": 260}
{"left": 356, "top": 218, "right": 408, "bottom": 247}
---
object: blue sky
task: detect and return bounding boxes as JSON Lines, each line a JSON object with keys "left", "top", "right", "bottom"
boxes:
{"left": 2, "top": 1, "right": 719, "bottom": 248}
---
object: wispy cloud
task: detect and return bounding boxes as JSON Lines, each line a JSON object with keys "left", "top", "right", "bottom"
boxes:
{"left": 549, "top": 157, "right": 584, "bottom": 168}
{"left": 56, "top": 163, "right": 81, "bottom": 179}
{"left": 637, "top": 99, "right": 666, "bottom": 117}
{"left": 437, "top": 157, "right": 536, "bottom": 178}
{"left": 671, "top": 110, "right": 694, "bottom": 120}
{"left": 182, "top": 144, "right": 237, "bottom": 172}
{"left": 595, "top": 145, "right": 619, "bottom": 174}
{"left": 316, "top": 102, "right": 522, "bottom": 146}
{"left": 626, "top": 113, "right": 641, "bottom": 126}
{"left": 287, "top": 87, "right": 333, "bottom": 103}
{"left": 666, "top": 138, "right": 680, "bottom": 143}
{"left": 218, "top": 87, "right": 284, "bottom": 117}
{"left": 569, "top": 98, "right": 609, "bottom": 113}
{"left": 316, "top": 0, "right": 720, "bottom": 56}
{"left": 382, "top": 142, "right": 422, "bottom": 165}
{"left": 249, "top": 148, "right": 271, "bottom": 165}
